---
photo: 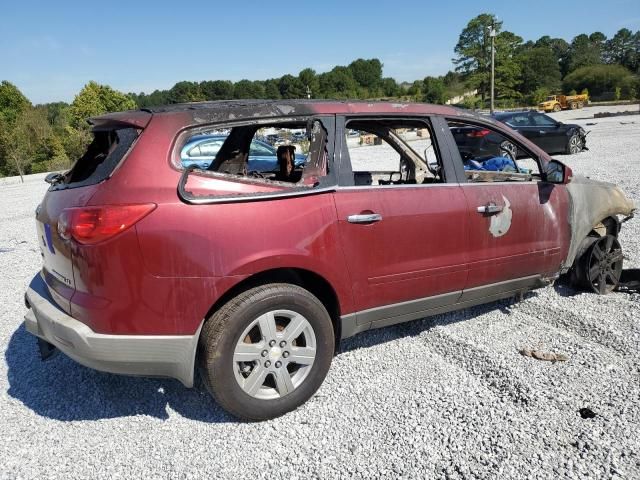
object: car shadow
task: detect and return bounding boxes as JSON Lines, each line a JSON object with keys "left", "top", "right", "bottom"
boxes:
{"left": 7, "top": 293, "right": 538, "bottom": 423}
{"left": 340, "top": 294, "right": 535, "bottom": 354}
{"left": 5, "top": 323, "right": 236, "bottom": 423}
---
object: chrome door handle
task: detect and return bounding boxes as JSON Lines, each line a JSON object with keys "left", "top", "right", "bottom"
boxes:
{"left": 347, "top": 213, "right": 383, "bottom": 224}
{"left": 539, "top": 130, "right": 546, "bottom": 134}
{"left": 477, "top": 203, "right": 503, "bottom": 214}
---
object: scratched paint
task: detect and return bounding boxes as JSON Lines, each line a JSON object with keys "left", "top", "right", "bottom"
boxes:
{"left": 489, "top": 195, "right": 512, "bottom": 237}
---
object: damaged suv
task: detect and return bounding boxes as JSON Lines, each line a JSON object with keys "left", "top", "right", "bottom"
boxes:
{"left": 24, "top": 100, "right": 635, "bottom": 421}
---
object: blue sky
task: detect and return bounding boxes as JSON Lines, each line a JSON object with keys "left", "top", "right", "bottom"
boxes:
{"left": 2, "top": 0, "right": 639, "bottom": 104}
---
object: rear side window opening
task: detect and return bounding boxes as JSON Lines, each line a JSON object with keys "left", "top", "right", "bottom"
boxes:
{"left": 175, "top": 118, "right": 334, "bottom": 203}
{"left": 51, "top": 128, "right": 140, "bottom": 190}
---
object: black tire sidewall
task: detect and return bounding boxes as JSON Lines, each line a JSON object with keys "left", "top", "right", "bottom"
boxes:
{"left": 202, "top": 284, "right": 334, "bottom": 421}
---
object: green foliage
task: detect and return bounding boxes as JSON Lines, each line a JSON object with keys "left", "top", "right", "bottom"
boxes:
{"left": 453, "top": 14, "right": 522, "bottom": 101}
{"left": 563, "top": 64, "right": 636, "bottom": 97}
{"left": 518, "top": 46, "right": 561, "bottom": 95}
{"left": 422, "top": 77, "right": 446, "bottom": 104}
{"left": 69, "top": 81, "right": 136, "bottom": 128}
{"left": 0, "top": 80, "right": 32, "bottom": 125}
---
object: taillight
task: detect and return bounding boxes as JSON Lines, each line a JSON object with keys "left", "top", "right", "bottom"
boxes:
{"left": 467, "top": 129, "right": 491, "bottom": 138}
{"left": 57, "top": 204, "right": 156, "bottom": 245}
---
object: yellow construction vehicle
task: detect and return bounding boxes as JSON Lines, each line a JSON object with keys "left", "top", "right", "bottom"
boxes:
{"left": 539, "top": 94, "right": 589, "bottom": 112}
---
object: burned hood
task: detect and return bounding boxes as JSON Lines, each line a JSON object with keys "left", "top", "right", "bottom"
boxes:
{"left": 564, "top": 174, "right": 636, "bottom": 269}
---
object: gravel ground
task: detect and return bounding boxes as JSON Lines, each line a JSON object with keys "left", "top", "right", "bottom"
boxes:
{"left": 1, "top": 105, "right": 639, "bottom": 479}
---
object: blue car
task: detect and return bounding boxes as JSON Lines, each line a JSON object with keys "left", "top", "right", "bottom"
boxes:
{"left": 180, "top": 135, "right": 306, "bottom": 172}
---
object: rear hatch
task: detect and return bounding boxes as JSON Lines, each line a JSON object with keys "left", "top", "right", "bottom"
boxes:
{"left": 35, "top": 111, "right": 151, "bottom": 313}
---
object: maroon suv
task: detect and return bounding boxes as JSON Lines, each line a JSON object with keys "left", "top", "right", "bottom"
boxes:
{"left": 24, "top": 100, "right": 635, "bottom": 420}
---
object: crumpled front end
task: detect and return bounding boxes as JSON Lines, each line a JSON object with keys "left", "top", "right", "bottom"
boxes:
{"left": 564, "top": 175, "right": 636, "bottom": 270}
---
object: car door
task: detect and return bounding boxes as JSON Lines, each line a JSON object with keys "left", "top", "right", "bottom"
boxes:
{"left": 332, "top": 116, "right": 469, "bottom": 328}
{"left": 531, "top": 112, "right": 565, "bottom": 153}
{"left": 442, "top": 117, "right": 569, "bottom": 300}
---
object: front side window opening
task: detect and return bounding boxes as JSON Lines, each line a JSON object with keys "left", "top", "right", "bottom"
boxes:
{"left": 447, "top": 119, "right": 541, "bottom": 183}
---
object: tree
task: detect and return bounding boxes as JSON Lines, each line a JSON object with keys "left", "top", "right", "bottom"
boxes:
{"left": 563, "top": 64, "right": 635, "bottom": 97}
{"left": 566, "top": 34, "right": 604, "bottom": 73}
{"left": 1, "top": 107, "right": 51, "bottom": 181}
{"left": 278, "top": 74, "right": 306, "bottom": 99}
{"left": 518, "top": 46, "right": 562, "bottom": 96}
{"left": 298, "top": 68, "right": 319, "bottom": 97}
{"left": 233, "top": 79, "right": 265, "bottom": 99}
{"left": 453, "top": 14, "right": 522, "bottom": 102}
{"left": 200, "top": 80, "right": 234, "bottom": 100}
{"left": 69, "top": 81, "right": 136, "bottom": 128}
{"left": 454, "top": 13, "right": 501, "bottom": 101}
{"left": 348, "top": 58, "right": 383, "bottom": 91}
{"left": 604, "top": 28, "right": 640, "bottom": 72}
{"left": 422, "top": 77, "right": 446, "bottom": 103}
{"left": 318, "top": 67, "right": 358, "bottom": 98}
{"left": 380, "top": 77, "right": 400, "bottom": 97}
{"left": 0, "top": 80, "right": 32, "bottom": 125}
{"left": 168, "top": 81, "right": 205, "bottom": 103}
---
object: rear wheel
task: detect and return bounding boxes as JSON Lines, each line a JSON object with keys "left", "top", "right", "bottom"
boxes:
{"left": 577, "top": 101, "right": 584, "bottom": 109}
{"left": 570, "top": 102, "right": 577, "bottom": 110}
{"left": 199, "top": 283, "right": 334, "bottom": 421}
{"left": 574, "top": 235, "right": 623, "bottom": 294}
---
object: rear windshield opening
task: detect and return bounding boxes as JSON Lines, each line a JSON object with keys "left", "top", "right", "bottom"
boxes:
{"left": 55, "top": 128, "right": 139, "bottom": 189}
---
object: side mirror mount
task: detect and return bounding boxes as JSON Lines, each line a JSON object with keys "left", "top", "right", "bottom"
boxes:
{"left": 545, "top": 159, "right": 572, "bottom": 184}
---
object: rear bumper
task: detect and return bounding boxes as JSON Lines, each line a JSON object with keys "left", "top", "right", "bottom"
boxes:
{"left": 24, "top": 274, "right": 201, "bottom": 387}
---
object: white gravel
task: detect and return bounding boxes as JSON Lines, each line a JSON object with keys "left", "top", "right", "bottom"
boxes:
{"left": 1, "top": 105, "right": 639, "bottom": 479}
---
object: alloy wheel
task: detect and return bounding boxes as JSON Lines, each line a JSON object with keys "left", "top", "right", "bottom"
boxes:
{"left": 581, "top": 235, "right": 623, "bottom": 294}
{"left": 233, "top": 309, "right": 317, "bottom": 399}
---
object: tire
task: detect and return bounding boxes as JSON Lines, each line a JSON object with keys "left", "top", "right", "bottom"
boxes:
{"left": 199, "top": 283, "right": 334, "bottom": 421}
{"left": 566, "top": 132, "right": 583, "bottom": 154}
{"left": 572, "top": 235, "right": 623, "bottom": 294}
{"left": 499, "top": 140, "right": 517, "bottom": 161}
{"left": 553, "top": 104, "right": 561, "bottom": 112}
{"left": 570, "top": 102, "right": 577, "bottom": 110}
{"left": 577, "top": 101, "right": 584, "bottom": 109}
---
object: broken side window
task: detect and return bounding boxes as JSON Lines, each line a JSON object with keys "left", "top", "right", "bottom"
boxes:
{"left": 447, "top": 120, "right": 541, "bottom": 183}
{"left": 176, "top": 118, "right": 332, "bottom": 203}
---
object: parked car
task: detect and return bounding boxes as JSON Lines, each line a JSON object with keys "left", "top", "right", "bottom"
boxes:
{"left": 181, "top": 134, "right": 305, "bottom": 171}
{"left": 25, "top": 101, "right": 635, "bottom": 421}
{"left": 492, "top": 111, "right": 588, "bottom": 156}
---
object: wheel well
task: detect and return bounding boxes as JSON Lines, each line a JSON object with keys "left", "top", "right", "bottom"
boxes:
{"left": 574, "top": 216, "right": 620, "bottom": 263}
{"left": 204, "top": 268, "right": 342, "bottom": 349}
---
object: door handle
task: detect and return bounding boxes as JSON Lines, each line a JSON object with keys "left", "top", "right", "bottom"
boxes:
{"left": 477, "top": 203, "right": 503, "bottom": 214}
{"left": 347, "top": 213, "right": 383, "bottom": 224}
{"left": 539, "top": 130, "right": 546, "bottom": 134}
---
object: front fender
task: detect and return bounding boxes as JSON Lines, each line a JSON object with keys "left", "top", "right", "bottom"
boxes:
{"left": 564, "top": 176, "right": 636, "bottom": 269}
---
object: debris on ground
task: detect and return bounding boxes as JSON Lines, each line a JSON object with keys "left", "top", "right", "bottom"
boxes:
{"left": 519, "top": 348, "right": 569, "bottom": 362}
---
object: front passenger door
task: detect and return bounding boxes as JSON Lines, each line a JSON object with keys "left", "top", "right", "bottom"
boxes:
{"left": 443, "top": 118, "right": 569, "bottom": 298}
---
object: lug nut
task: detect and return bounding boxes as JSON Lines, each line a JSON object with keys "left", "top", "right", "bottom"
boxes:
{"left": 283, "top": 351, "right": 290, "bottom": 358}
{"left": 279, "top": 340, "right": 286, "bottom": 347}
{"left": 275, "top": 361, "right": 282, "bottom": 368}
{"left": 264, "top": 360, "right": 271, "bottom": 368}
{"left": 261, "top": 350, "right": 268, "bottom": 357}
{"left": 269, "top": 340, "right": 276, "bottom": 347}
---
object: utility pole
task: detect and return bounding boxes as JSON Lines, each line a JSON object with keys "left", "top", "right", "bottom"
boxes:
{"left": 488, "top": 24, "right": 496, "bottom": 114}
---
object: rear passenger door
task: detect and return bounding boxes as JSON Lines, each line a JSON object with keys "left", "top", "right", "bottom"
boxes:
{"left": 332, "top": 116, "right": 468, "bottom": 328}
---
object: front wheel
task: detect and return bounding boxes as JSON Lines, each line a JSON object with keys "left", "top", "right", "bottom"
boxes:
{"left": 199, "top": 283, "right": 334, "bottom": 421}
{"left": 499, "top": 141, "right": 517, "bottom": 161}
{"left": 566, "top": 133, "right": 583, "bottom": 154}
{"left": 553, "top": 104, "right": 561, "bottom": 112}
{"left": 573, "top": 235, "right": 623, "bottom": 294}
